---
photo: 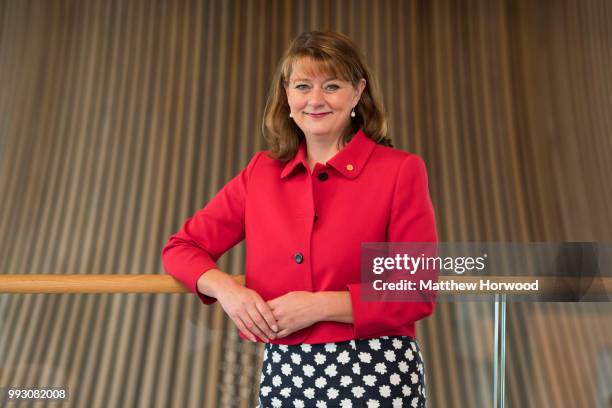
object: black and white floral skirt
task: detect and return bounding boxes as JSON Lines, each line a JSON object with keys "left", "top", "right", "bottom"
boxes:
{"left": 257, "top": 335, "right": 426, "bottom": 408}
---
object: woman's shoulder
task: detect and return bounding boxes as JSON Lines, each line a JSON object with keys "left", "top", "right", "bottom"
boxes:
{"left": 370, "top": 143, "right": 426, "bottom": 170}
{"left": 243, "top": 150, "right": 285, "bottom": 176}
{"left": 248, "top": 150, "right": 284, "bottom": 166}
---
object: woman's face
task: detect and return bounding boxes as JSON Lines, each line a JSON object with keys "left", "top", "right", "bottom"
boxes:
{"left": 285, "top": 59, "right": 366, "bottom": 142}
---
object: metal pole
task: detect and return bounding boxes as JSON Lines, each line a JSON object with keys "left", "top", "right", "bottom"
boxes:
{"left": 493, "top": 294, "right": 499, "bottom": 408}
{"left": 500, "top": 294, "right": 507, "bottom": 408}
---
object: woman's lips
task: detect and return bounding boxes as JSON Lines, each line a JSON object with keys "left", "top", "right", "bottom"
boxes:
{"left": 306, "top": 112, "right": 331, "bottom": 118}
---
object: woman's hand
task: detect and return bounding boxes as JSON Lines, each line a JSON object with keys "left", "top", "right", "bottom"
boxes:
{"left": 216, "top": 283, "right": 279, "bottom": 342}
{"left": 266, "top": 291, "right": 323, "bottom": 338}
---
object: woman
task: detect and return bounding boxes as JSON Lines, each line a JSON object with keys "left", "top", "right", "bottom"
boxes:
{"left": 162, "top": 30, "right": 437, "bottom": 407}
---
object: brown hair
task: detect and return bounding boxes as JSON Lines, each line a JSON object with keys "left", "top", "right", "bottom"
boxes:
{"left": 262, "top": 30, "right": 392, "bottom": 161}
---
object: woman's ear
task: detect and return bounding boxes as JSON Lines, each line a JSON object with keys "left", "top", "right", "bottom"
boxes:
{"left": 354, "top": 78, "right": 366, "bottom": 105}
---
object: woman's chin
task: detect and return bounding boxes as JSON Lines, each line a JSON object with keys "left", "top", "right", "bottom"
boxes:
{"left": 303, "top": 128, "right": 341, "bottom": 140}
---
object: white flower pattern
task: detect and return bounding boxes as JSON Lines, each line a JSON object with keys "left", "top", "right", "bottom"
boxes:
{"left": 337, "top": 350, "right": 351, "bottom": 364}
{"left": 389, "top": 373, "right": 401, "bottom": 386}
{"left": 272, "top": 351, "right": 281, "bottom": 363}
{"left": 374, "top": 362, "right": 387, "bottom": 374}
{"left": 340, "top": 375, "right": 353, "bottom": 387}
{"left": 303, "top": 388, "right": 315, "bottom": 399}
{"left": 315, "top": 377, "right": 327, "bottom": 388}
{"left": 384, "top": 350, "right": 396, "bottom": 362}
{"left": 358, "top": 352, "right": 372, "bottom": 363}
{"left": 281, "top": 363, "right": 292, "bottom": 376}
{"left": 303, "top": 364, "right": 315, "bottom": 377}
{"left": 292, "top": 376, "right": 304, "bottom": 388}
{"left": 272, "top": 375, "right": 281, "bottom": 387}
{"left": 351, "top": 386, "right": 365, "bottom": 398}
{"left": 327, "top": 387, "right": 339, "bottom": 399}
{"left": 379, "top": 384, "right": 391, "bottom": 398}
{"left": 324, "top": 343, "right": 337, "bottom": 353}
{"left": 324, "top": 364, "right": 338, "bottom": 377}
{"left": 258, "top": 336, "right": 425, "bottom": 407}
{"left": 291, "top": 353, "right": 302, "bottom": 365}
{"left": 340, "top": 398, "right": 353, "bottom": 407}
{"left": 363, "top": 375, "right": 377, "bottom": 387}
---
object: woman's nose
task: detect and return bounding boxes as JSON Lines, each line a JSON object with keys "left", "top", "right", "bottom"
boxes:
{"left": 308, "top": 87, "right": 325, "bottom": 106}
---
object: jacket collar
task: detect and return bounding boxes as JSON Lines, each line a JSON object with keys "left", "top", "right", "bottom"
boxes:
{"left": 280, "top": 128, "right": 377, "bottom": 179}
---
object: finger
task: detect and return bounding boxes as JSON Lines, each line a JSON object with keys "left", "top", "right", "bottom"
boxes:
{"left": 255, "top": 302, "right": 279, "bottom": 335}
{"left": 234, "top": 316, "right": 257, "bottom": 342}
{"left": 275, "top": 328, "right": 292, "bottom": 338}
{"left": 245, "top": 308, "right": 272, "bottom": 341}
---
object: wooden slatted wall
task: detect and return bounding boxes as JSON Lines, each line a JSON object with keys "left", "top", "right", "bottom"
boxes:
{"left": 0, "top": 0, "right": 611, "bottom": 407}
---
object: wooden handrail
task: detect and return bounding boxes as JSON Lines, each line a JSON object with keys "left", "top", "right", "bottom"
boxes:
{"left": 0, "top": 274, "right": 610, "bottom": 295}
{"left": 0, "top": 274, "right": 189, "bottom": 294}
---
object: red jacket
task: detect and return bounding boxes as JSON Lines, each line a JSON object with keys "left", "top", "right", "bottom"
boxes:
{"left": 161, "top": 129, "right": 438, "bottom": 344}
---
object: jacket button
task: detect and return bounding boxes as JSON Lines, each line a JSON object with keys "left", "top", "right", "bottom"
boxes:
{"left": 317, "top": 172, "right": 328, "bottom": 181}
{"left": 294, "top": 252, "right": 304, "bottom": 264}
{"left": 314, "top": 214, "right": 318, "bottom": 223}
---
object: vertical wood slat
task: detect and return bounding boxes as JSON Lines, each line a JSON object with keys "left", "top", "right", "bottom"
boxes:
{"left": 0, "top": 0, "right": 610, "bottom": 407}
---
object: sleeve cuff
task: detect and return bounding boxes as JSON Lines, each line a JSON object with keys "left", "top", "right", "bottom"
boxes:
{"left": 346, "top": 282, "right": 436, "bottom": 340}
{"left": 177, "top": 257, "right": 219, "bottom": 305}
{"left": 346, "top": 282, "right": 373, "bottom": 339}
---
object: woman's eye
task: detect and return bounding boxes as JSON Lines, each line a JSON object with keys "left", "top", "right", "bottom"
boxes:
{"left": 295, "top": 84, "right": 309, "bottom": 90}
{"left": 326, "top": 84, "right": 340, "bottom": 91}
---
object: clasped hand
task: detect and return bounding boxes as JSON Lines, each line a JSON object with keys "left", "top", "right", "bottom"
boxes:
{"left": 218, "top": 284, "right": 322, "bottom": 342}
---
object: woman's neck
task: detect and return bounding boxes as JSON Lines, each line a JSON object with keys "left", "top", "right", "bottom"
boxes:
{"left": 305, "top": 135, "right": 342, "bottom": 171}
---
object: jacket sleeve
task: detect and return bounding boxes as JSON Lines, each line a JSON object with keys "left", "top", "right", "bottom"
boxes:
{"left": 346, "top": 154, "right": 438, "bottom": 339}
{"left": 161, "top": 152, "right": 263, "bottom": 304}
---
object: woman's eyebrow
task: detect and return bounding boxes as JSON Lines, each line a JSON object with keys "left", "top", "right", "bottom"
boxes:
{"left": 290, "top": 76, "right": 338, "bottom": 83}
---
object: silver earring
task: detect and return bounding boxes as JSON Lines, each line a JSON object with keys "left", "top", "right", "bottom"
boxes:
{"left": 350, "top": 109, "right": 356, "bottom": 118}
{"left": 289, "top": 112, "right": 293, "bottom": 118}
